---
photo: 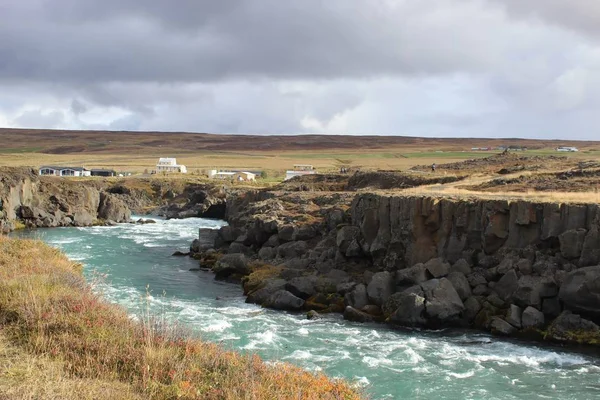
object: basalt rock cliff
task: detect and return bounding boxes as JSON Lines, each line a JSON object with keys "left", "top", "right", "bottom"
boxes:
{"left": 194, "top": 188, "right": 600, "bottom": 346}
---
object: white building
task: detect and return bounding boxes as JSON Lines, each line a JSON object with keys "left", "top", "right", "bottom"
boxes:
{"left": 556, "top": 147, "right": 579, "bottom": 152}
{"left": 209, "top": 170, "right": 256, "bottom": 181}
{"left": 156, "top": 158, "right": 187, "bottom": 173}
{"left": 39, "top": 166, "right": 91, "bottom": 177}
{"left": 285, "top": 164, "right": 317, "bottom": 181}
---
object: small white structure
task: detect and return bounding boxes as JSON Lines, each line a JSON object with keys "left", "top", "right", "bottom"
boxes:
{"left": 209, "top": 170, "right": 256, "bottom": 181}
{"left": 556, "top": 147, "right": 579, "bottom": 152}
{"left": 285, "top": 164, "right": 317, "bottom": 181}
{"left": 156, "top": 158, "right": 187, "bottom": 173}
{"left": 39, "top": 166, "right": 91, "bottom": 177}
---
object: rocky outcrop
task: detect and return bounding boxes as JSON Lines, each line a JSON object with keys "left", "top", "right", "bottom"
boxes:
{"left": 192, "top": 187, "right": 600, "bottom": 346}
{"left": 0, "top": 168, "right": 122, "bottom": 231}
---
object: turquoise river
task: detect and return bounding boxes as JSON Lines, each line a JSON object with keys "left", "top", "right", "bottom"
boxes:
{"left": 12, "top": 217, "right": 600, "bottom": 399}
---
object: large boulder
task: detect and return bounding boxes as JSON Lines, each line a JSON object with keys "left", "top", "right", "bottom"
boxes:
{"left": 277, "top": 241, "right": 308, "bottom": 259}
{"left": 387, "top": 292, "right": 426, "bottom": 327}
{"left": 396, "top": 263, "right": 429, "bottom": 286}
{"left": 505, "top": 304, "right": 522, "bottom": 328}
{"left": 559, "top": 266, "right": 600, "bottom": 318}
{"left": 343, "top": 306, "right": 374, "bottom": 323}
{"left": 521, "top": 306, "right": 545, "bottom": 329}
{"left": 97, "top": 192, "right": 131, "bottom": 223}
{"left": 490, "top": 317, "right": 517, "bottom": 336}
{"left": 72, "top": 210, "right": 94, "bottom": 226}
{"left": 264, "top": 290, "right": 305, "bottom": 311}
{"left": 493, "top": 270, "right": 518, "bottom": 302}
{"left": 285, "top": 276, "right": 317, "bottom": 300}
{"left": 213, "top": 254, "right": 249, "bottom": 279}
{"left": 546, "top": 311, "right": 600, "bottom": 344}
{"left": 424, "top": 258, "right": 450, "bottom": 278}
{"left": 344, "top": 284, "right": 369, "bottom": 309}
{"left": 447, "top": 272, "right": 471, "bottom": 301}
{"left": 367, "top": 271, "right": 395, "bottom": 306}
{"left": 513, "top": 276, "right": 558, "bottom": 309}
{"left": 246, "top": 279, "right": 286, "bottom": 304}
{"left": 421, "top": 278, "right": 464, "bottom": 322}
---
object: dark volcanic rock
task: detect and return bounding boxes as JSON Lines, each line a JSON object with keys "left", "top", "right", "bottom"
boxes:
{"left": 421, "top": 278, "right": 464, "bottom": 322}
{"left": 213, "top": 254, "right": 249, "bottom": 279}
{"left": 546, "top": 311, "right": 600, "bottom": 344}
{"left": 265, "top": 290, "right": 305, "bottom": 311}
{"left": 343, "top": 306, "right": 374, "bottom": 323}
{"left": 559, "top": 266, "right": 600, "bottom": 318}
{"left": 388, "top": 292, "right": 426, "bottom": 327}
{"left": 367, "top": 271, "right": 395, "bottom": 306}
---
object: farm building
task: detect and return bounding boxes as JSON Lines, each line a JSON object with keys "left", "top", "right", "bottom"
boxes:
{"left": 285, "top": 164, "right": 317, "bottom": 181}
{"left": 156, "top": 158, "right": 187, "bottom": 173}
{"left": 234, "top": 171, "right": 256, "bottom": 181}
{"left": 38, "top": 166, "right": 91, "bottom": 177}
{"left": 209, "top": 170, "right": 257, "bottom": 181}
{"left": 556, "top": 147, "right": 579, "bottom": 152}
{"left": 90, "top": 169, "right": 117, "bottom": 177}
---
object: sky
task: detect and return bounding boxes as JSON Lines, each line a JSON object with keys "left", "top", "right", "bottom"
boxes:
{"left": 1, "top": 0, "right": 599, "bottom": 139}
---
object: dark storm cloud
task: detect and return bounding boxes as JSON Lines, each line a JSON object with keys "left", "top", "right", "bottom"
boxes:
{"left": 0, "top": 0, "right": 507, "bottom": 83}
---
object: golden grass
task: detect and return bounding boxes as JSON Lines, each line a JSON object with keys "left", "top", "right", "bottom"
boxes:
{"left": 399, "top": 185, "right": 600, "bottom": 204}
{"left": 0, "top": 236, "right": 362, "bottom": 400}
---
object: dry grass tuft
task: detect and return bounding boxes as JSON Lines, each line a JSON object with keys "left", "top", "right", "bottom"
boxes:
{"left": 0, "top": 236, "right": 362, "bottom": 399}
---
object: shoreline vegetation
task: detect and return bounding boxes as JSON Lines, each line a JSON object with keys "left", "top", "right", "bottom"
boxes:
{"left": 0, "top": 236, "right": 361, "bottom": 399}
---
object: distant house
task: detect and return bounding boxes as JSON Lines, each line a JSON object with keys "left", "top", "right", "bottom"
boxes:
{"left": 156, "top": 158, "right": 187, "bottom": 173}
{"left": 234, "top": 171, "right": 256, "bottom": 182}
{"left": 556, "top": 147, "right": 579, "bottom": 152}
{"left": 90, "top": 169, "right": 117, "bottom": 177}
{"left": 285, "top": 164, "right": 317, "bottom": 181}
{"left": 39, "top": 166, "right": 91, "bottom": 177}
{"left": 208, "top": 170, "right": 257, "bottom": 181}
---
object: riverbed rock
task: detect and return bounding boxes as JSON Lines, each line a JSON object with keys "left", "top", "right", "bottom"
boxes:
{"left": 559, "top": 266, "right": 600, "bottom": 318}
{"left": 265, "top": 290, "right": 305, "bottom": 311}
{"left": 521, "top": 306, "right": 545, "bottom": 329}
{"left": 213, "top": 254, "right": 249, "bottom": 279}
{"left": 546, "top": 311, "right": 600, "bottom": 344}
{"left": 343, "top": 306, "right": 374, "bottom": 323}
{"left": 246, "top": 279, "right": 287, "bottom": 304}
{"left": 98, "top": 192, "right": 131, "bottom": 223}
{"left": 367, "top": 271, "right": 395, "bottom": 306}
{"left": 421, "top": 278, "right": 464, "bottom": 322}
{"left": 490, "top": 317, "right": 517, "bottom": 336}
{"left": 387, "top": 292, "right": 426, "bottom": 326}
{"left": 344, "top": 284, "right": 369, "bottom": 310}
{"left": 285, "top": 276, "right": 317, "bottom": 300}
{"left": 505, "top": 304, "right": 522, "bottom": 328}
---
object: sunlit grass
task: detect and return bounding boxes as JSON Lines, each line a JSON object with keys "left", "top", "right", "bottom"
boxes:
{"left": 0, "top": 236, "right": 362, "bottom": 399}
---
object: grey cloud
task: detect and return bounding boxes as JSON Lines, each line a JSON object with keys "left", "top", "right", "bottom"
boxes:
{"left": 492, "top": 0, "right": 600, "bottom": 40}
{"left": 0, "top": 0, "right": 515, "bottom": 84}
{"left": 12, "top": 109, "right": 65, "bottom": 128}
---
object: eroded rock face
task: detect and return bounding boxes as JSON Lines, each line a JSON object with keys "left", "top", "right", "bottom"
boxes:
{"left": 98, "top": 192, "right": 131, "bottom": 223}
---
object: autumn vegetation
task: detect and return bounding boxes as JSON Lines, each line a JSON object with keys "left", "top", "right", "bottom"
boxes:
{"left": 0, "top": 236, "right": 362, "bottom": 399}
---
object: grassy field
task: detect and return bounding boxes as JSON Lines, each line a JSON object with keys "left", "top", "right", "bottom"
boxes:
{"left": 0, "top": 236, "right": 361, "bottom": 399}
{"left": 1, "top": 128, "right": 599, "bottom": 179}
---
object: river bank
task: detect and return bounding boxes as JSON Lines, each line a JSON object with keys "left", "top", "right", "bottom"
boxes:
{"left": 0, "top": 233, "right": 361, "bottom": 399}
